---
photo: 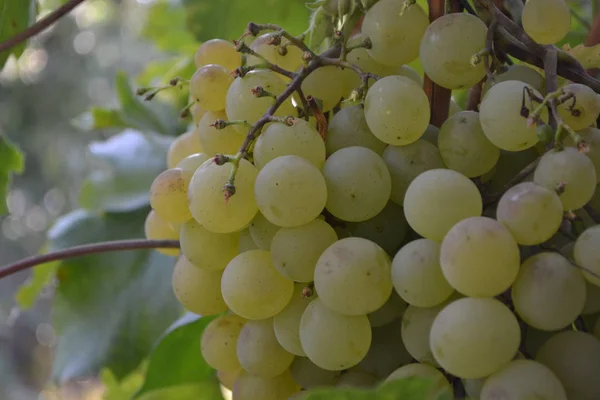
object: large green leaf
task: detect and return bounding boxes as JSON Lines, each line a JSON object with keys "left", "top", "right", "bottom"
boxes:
{"left": 0, "top": 0, "right": 35, "bottom": 69}
{"left": 0, "top": 134, "right": 24, "bottom": 215}
{"left": 50, "top": 208, "right": 181, "bottom": 382}
{"left": 143, "top": 2, "right": 198, "bottom": 54}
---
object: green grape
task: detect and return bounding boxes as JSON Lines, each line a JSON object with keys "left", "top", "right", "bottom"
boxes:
{"left": 194, "top": 38, "right": 241, "bottom": 71}
{"left": 420, "top": 13, "right": 487, "bottom": 89}
{"left": 201, "top": 314, "right": 247, "bottom": 372}
{"left": 271, "top": 219, "right": 338, "bottom": 283}
{"left": 237, "top": 318, "right": 295, "bottom": 378}
{"left": 385, "top": 363, "right": 453, "bottom": 399}
{"left": 323, "top": 146, "right": 391, "bottom": 222}
{"left": 325, "top": 105, "right": 386, "bottom": 156}
{"left": 401, "top": 304, "right": 446, "bottom": 367}
{"left": 438, "top": 111, "right": 500, "bottom": 177}
{"left": 565, "top": 127, "right": 600, "bottom": 182}
{"left": 482, "top": 64, "right": 546, "bottom": 96}
{"left": 238, "top": 228, "right": 259, "bottom": 253}
{"left": 255, "top": 155, "right": 327, "bottom": 228}
{"left": 273, "top": 283, "right": 312, "bottom": 357}
{"left": 512, "top": 252, "right": 586, "bottom": 331}
{"left": 254, "top": 119, "right": 326, "bottom": 169}
{"left": 226, "top": 70, "right": 296, "bottom": 128}
{"left": 536, "top": 331, "right": 600, "bottom": 400}
{"left": 382, "top": 140, "right": 446, "bottom": 205}
{"left": 144, "top": 211, "right": 180, "bottom": 257}
{"left": 336, "top": 370, "right": 379, "bottom": 388}
{"left": 197, "top": 110, "right": 245, "bottom": 156}
{"left": 362, "top": 0, "right": 428, "bottom": 66}
{"left": 167, "top": 129, "right": 204, "bottom": 169}
{"left": 420, "top": 124, "right": 440, "bottom": 145}
{"left": 522, "top": 0, "right": 570, "bottom": 45}
{"left": 149, "top": 168, "right": 192, "bottom": 224}
{"left": 440, "top": 216, "right": 520, "bottom": 297}
{"left": 299, "top": 298, "right": 372, "bottom": 371}
{"left": 300, "top": 66, "right": 348, "bottom": 112}
{"left": 346, "top": 201, "right": 409, "bottom": 255}
{"left": 172, "top": 256, "right": 228, "bottom": 315}
{"left": 190, "top": 102, "right": 207, "bottom": 126}
{"left": 188, "top": 158, "right": 258, "bottom": 233}
{"left": 480, "top": 359, "right": 567, "bottom": 400}
{"left": 364, "top": 76, "right": 430, "bottom": 145}
{"left": 290, "top": 357, "right": 340, "bottom": 389}
{"left": 534, "top": 147, "right": 597, "bottom": 210}
{"left": 496, "top": 182, "right": 563, "bottom": 245}
{"left": 397, "top": 65, "right": 423, "bottom": 86}
{"left": 248, "top": 212, "right": 280, "bottom": 251}
{"left": 246, "top": 33, "right": 304, "bottom": 73}
{"left": 583, "top": 280, "right": 600, "bottom": 315}
{"left": 221, "top": 250, "right": 294, "bottom": 320}
{"left": 430, "top": 297, "right": 521, "bottom": 379}
{"left": 179, "top": 219, "right": 239, "bottom": 270}
{"left": 403, "top": 169, "right": 483, "bottom": 242}
{"left": 217, "top": 368, "right": 241, "bottom": 390}
{"left": 575, "top": 225, "right": 600, "bottom": 286}
{"left": 484, "top": 148, "right": 540, "bottom": 193}
{"left": 357, "top": 318, "right": 412, "bottom": 378}
{"left": 314, "top": 237, "right": 393, "bottom": 315}
{"left": 367, "top": 290, "right": 407, "bottom": 328}
{"left": 463, "top": 378, "right": 485, "bottom": 400}
{"left": 232, "top": 370, "right": 299, "bottom": 400}
{"left": 176, "top": 153, "right": 211, "bottom": 185}
{"left": 557, "top": 83, "right": 600, "bottom": 130}
{"left": 346, "top": 48, "right": 398, "bottom": 77}
{"left": 189, "top": 64, "right": 233, "bottom": 111}
{"left": 392, "top": 239, "right": 454, "bottom": 308}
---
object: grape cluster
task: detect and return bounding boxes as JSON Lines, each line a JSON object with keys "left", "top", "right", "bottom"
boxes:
{"left": 144, "top": 0, "right": 600, "bottom": 399}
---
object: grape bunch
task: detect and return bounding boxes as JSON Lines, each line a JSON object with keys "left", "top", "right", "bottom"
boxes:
{"left": 143, "top": 0, "right": 600, "bottom": 399}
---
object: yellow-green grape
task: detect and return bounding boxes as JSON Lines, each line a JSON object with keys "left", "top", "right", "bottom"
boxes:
{"left": 430, "top": 297, "right": 521, "bottom": 379}
{"left": 401, "top": 304, "right": 445, "bottom": 367}
{"left": 238, "top": 228, "right": 259, "bottom": 253}
{"left": 438, "top": 111, "right": 500, "bottom": 177}
{"left": 194, "top": 38, "right": 241, "bottom": 71}
{"left": 403, "top": 169, "right": 483, "bottom": 242}
{"left": 149, "top": 168, "right": 192, "bottom": 224}
{"left": 392, "top": 239, "right": 454, "bottom": 307}
{"left": 484, "top": 148, "right": 539, "bottom": 193}
{"left": 254, "top": 119, "right": 326, "bottom": 169}
{"left": 232, "top": 370, "right": 299, "bottom": 400}
{"left": 364, "top": 76, "right": 430, "bottom": 145}
{"left": 346, "top": 48, "right": 398, "bottom": 77}
{"left": 144, "top": 210, "right": 180, "bottom": 257}
{"left": 190, "top": 102, "right": 207, "bottom": 125}
{"left": 536, "top": 331, "right": 600, "bottom": 400}
{"left": 273, "top": 283, "right": 313, "bottom": 357}
{"left": 221, "top": 250, "right": 294, "bottom": 320}
{"left": 299, "top": 298, "right": 372, "bottom": 371}
{"left": 336, "top": 370, "right": 379, "bottom": 388}
{"left": 248, "top": 212, "right": 280, "bottom": 250}
{"left": 167, "top": 130, "right": 204, "bottom": 169}
{"left": 362, "top": 0, "right": 428, "bottom": 66}
{"left": 522, "top": 0, "right": 570, "bottom": 45}
{"left": 386, "top": 363, "right": 453, "bottom": 398}
{"left": 358, "top": 318, "right": 412, "bottom": 378}
{"left": 397, "top": 65, "right": 423, "bottom": 86}
{"left": 463, "top": 378, "right": 485, "bottom": 400}
{"left": 482, "top": 64, "right": 546, "bottom": 96}
{"left": 197, "top": 110, "right": 245, "bottom": 157}
{"left": 176, "top": 152, "right": 211, "bottom": 185}
{"left": 323, "top": 146, "right": 392, "bottom": 222}
{"left": 314, "top": 237, "right": 393, "bottom": 315}
{"left": 290, "top": 357, "right": 341, "bottom": 389}
{"left": 254, "top": 155, "right": 327, "bottom": 228}
{"left": 440, "top": 216, "right": 520, "bottom": 297}
{"left": 270, "top": 219, "right": 338, "bottom": 283}
{"left": 226, "top": 70, "right": 296, "bottom": 128}
{"left": 575, "top": 225, "right": 600, "bottom": 286}
{"left": 419, "top": 13, "right": 487, "bottom": 89}
{"left": 179, "top": 219, "right": 239, "bottom": 270}
{"left": 189, "top": 64, "right": 234, "bottom": 111}
{"left": 421, "top": 124, "right": 440, "bottom": 144}
{"left": 217, "top": 368, "right": 241, "bottom": 390}
{"left": 188, "top": 158, "right": 258, "bottom": 233}
{"left": 246, "top": 33, "right": 304, "bottom": 73}
{"left": 367, "top": 290, "right": 407, "bottom": 328}
{"left": 201, "top": 314, "right": 247, "bottom": 372}
{"left": 496, "top": 182, "right": 563, "bottom": 245}
{"left": 534, "top": 147, "right": 597, "bottom": 210}
{"left": 512, "top": 252, "right": 586, "bottom": 331}
{"left": 557, "top": 83, "right": 600, "bottom": 130}
{"left": 326, "top": 105, "right": 386, "bottom": 157}
{"left": 237, "top": 318, "right": 295, "bottom": 378}
{"left": 383, "top": 140, "right": 446, "bottom": 205}
{"left": 300, "top": 66, "right": 348, "bottom": 112}
{"left": 171, "top": 256, "right": 228, "bottom": 315}
{"left": 583, "top": 280, "right": 600, "bottom": 315}
{"left": 565, "top": 127, "right": 600, "bottom": 182}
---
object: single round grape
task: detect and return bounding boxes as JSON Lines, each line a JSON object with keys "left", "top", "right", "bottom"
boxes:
{"left": 172, "top": 256, "right": 228, "bottom": 315}
{"left": 323, "top": 146, "right": 391, "bottom": 222}
{"left": 189, "top": 64, "right": 233, "bottom": 111}
{"left": 522, "top": 0, "right": 570, "bottom": 45}
{"left": 420, "top": 13, "right": 487, "bottom": 89}
{"left": 299, "top": 298, "right": 372, "bottom": 371}
{"left": 201, "top": 314, "right": 247, "bottom": 372}
{"left": 392, "top": 239, "right": 454, "bottom": 307}
{"left": 583, "top": 280, "right": 600, "bottom": 314}
{"left": 190, "top": 103, "right": 207, "bottom": 126}
{"left": 557, "top": 83, "right": 600, "bottom": 131}
{"left": 401, "top": 304, "right": 446, "bottom": 367}
{"left": 221, "top": 250, "right": 294, "bottom": 320}
{"left": 254, "top": 119, "right": 326, "bottom": 169}
{"left": 300, "top": 66, "right": 348, "bottom": 112}
{"left": 383, "top": 140, "right": 446, "bottom": 205}
{"left": 194, "top": 38, "right": 241, "bottom": 71}
{"left": 271, "top": 219, "right": 338, "bottom": 283}
{"left": 536, "top": 331, "right": 600, "bottom": 400}
{"left": 177, "top": 153, "right": 211, "bottom": 185}
{"left": 217, "top": 368, "right": 241, "bottom": 390}
{"left": 238, "top": 228, "right": 259, "bottom": 253}
{"left": 440, "top": 216, "right": 520, "bottom": 297}
{"left": 336, "top": 370, "right": 379, "bottom": 388}
{"left": 149, "top": 168, "right": 192, "bottom": 224}
{"left": 358, "top": 318, "right": 412, "bottom": 378}
{"left": 346, "top": 47, "right": 398, "bottom": 77}
{"left": 364, "top": 76, "right": 430, "bottom": 145}
{"left": 167, "top": 129, "right": 204, "bottom": 169}
{"left": 144, "top": 210, "right": 180, "bottom": 257}
{"left": 196, "top": 110, "right": 245, "bottom": 157}
{"left": 403, "top": 169, "right": 483, "bottom": 242}
{"left": 325, "top": 105, "right": 386, "bottom": 156}
{"left": 575, "top": 225, "right": 600, "bottom": 286}
{"left": 362, "top": 0, "right": 429, "bottom": 66}
{"left": 314, "top": 237, "right": 393, "bottom": 316}
{"left": 273, "top": 283, "right": 313, "bottom": 357}
{"left": 248, "top": 212, "right": 279, "bottom": 251}
{"left": 386, "top": 363, "right": 453, "bottom": 398}
{"left": 482, "top": 64, "right": 546, "bottom": 96}
{"left": 430, "top": 297, "right": 521, "bottom": 379}
{"left": 397, "top": 65, "right": 423, "bottom": 86}
{"left": 188, "top": 158, "right": 258, "bottom": 233}
{"left": 290, "top": 357, "right": 340, "bottom": 389}
{"left": 438, "top": 111, "right": 500, "bottom": 177}
{"left": 565, "top": 127, "right": 600, "bottom": 182}
{"left": 367, "top": 290, "right": 407, "bottom": 328}
{"left": 232, "top": 370, "right": 299, "bottom": 400}
{"left": 496, "top": 182, "right": 563, "bottom": 245}
{"left": 179, "top": 219, "right": 239, "bottom": 270}
{"left": 534, "top": 147, "right": 597, "bottom": 210}
{"left": 254, "top": 155, "right": 327, "bottom": 228}
{"left": 246, "top": 33, "right": 304, "bottom": 73}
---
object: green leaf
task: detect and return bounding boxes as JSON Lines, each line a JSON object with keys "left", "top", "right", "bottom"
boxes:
{"left": 50, "top": 208, "right": 181, "bottom": 383}
{"left": 306, "top": 7, "right": 334, "bottom": 51}
{"left": 134, "top": 313, "right": 221, "bottom": 398}
{"left": 136, "top": 56, "right": 196, "bottom": 88}
{"left": 143, "top": 2, "right": 198, "bottom": 55}
{"left": 0, "top": 0, "right": 35, "bottom": 69}
{"left": 0, "top": 134, "right": 24, "bottom": 215}
{"left": 101, "top": 366, "right": 147, "bottom": 400}
{"left": 15, "top": 257, "right": 58, "bottom": 309}
{"left": 78, "top": 129, "right": 172, "bottom": 212}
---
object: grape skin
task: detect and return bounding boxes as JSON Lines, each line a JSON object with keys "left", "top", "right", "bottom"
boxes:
{"left": 248, "top": 212, "right": 280, "bottom": 251}
{"left": 189, "top": 64, "right": 233, "bottom": 111}
{"left": 179, "top": 219, "right": 239, "bottom": 271}
{"left": 564, "top": 127, "right": 600, "bottom": 182}
{"left": 522, "top": 0, "right": 571, "bottom": 45}
{"left": 144, "top": 210, "right": 180, "bottom": 257}
{"left": 273, "top": 283, "right": 312, "bottom": 357}
{"left": 201, "top": 314, "right": 247, "bottom": 372}
{"left": 246, "top": 33, "right": 304, "bottom": 73}
{"left": 401, "top": 304, "right": 446, "bottom": 367}
{"left": 300, "top": 66, "right": 348, "bottom": 112}
{"left": 557, "top": 83, "right": 600, "bottom": 131}
{"left": 232, "top": 370, "right": 299, "bottom": 400}
{"left": 336, "top": 370, "right": 379, "bottom": 388}
{"left": 386, "top": 363, "right": 453, "bottom": 399}
{"left": 326, "top": 105, "right": 386, "bottom": 156}
{"left": 290, "top": 357, "right": 340, "bottom": 389}
{"left": 482, "top": 64, "right": 545, "bottom": 96}
{"left": 194, "top": 38, "right": 241, "bottom": 71}
{"left": 574, "top": 225, "right": 600, "bottom": 286}
{"left": 176, "top": 153, "right": 210, "bottom": 185}
{"left": 167, "top": 129, "right": 204, "bottom": 169}
{"left": 367, "top": 290, "right": 407, "bottom": 328}
{"left": 149, "top": 168, "right": 192, "bottom": 224}
{"left": 197, "top": 110, "right": 245, "bottom": 157}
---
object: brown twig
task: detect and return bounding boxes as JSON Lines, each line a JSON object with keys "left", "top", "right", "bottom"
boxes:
{"left": 307, "top": 96, "right": 328, "bottom": 140}
{"left": 466, "top": 81, "right": 484, "bottom": 110}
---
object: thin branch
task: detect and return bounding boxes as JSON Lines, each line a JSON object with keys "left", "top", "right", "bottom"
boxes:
{"left": 466, "top": 80, "right": 483, "bottom": 111}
